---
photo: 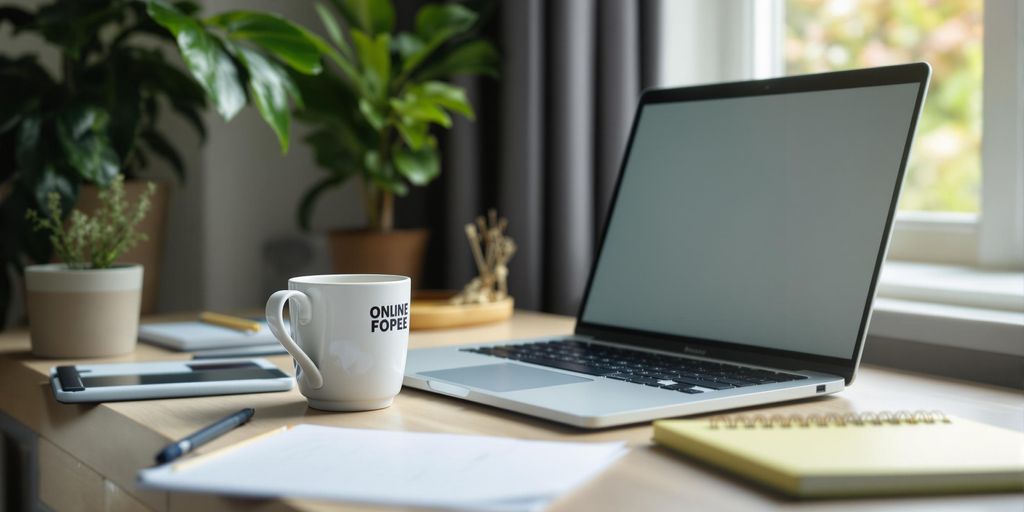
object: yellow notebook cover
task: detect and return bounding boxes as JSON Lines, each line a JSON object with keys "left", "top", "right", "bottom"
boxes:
{"left": 653, "top": 411, "right": 1024, "bottom": 498}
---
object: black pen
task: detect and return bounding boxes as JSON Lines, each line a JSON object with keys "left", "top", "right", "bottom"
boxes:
{"left": 155, "top": 408, "right": 255, "bottom": 464}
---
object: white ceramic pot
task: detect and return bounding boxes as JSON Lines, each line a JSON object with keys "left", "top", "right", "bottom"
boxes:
{"left": 25, "top": 263, "right": 143, "bottom": 358}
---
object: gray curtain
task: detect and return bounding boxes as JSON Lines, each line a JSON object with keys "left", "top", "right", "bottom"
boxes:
{"left": 398, "top": 0, "right": 661, "bottom": 315}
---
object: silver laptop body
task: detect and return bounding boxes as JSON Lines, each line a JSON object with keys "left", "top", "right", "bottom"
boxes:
{"left": 404, "top": 64, "right": 931, "bottom": 428}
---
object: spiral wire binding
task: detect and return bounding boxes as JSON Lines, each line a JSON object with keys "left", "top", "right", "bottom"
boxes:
{"left": 707, "top": 410, "right": 950, "bottom": 429}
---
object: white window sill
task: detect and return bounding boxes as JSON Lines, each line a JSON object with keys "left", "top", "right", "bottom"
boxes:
{"left": 869, "top": 261, "right": 1024, "bottom": 356}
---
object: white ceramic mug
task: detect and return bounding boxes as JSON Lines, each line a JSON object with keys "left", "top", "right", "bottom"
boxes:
{"left": 266, "top": 274, "right": 411, "bottom": 411}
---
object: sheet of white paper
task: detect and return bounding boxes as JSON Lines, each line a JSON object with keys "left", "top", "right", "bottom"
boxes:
{"left": 138, "top": 424, "right": 626, "bottom": 511}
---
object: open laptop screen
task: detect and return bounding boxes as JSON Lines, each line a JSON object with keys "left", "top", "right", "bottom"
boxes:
{"left": 579, "top": 80, "right": 922, "bottom": 360}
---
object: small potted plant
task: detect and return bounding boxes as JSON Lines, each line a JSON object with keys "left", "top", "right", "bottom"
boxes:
{"left": 293, "top": 0, "right": 498, "bottom": 284}
{"left": 24, "top": 176, "right": 154, "bottom": 358}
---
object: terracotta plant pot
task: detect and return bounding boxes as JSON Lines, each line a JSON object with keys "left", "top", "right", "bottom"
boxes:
{"left": 327, "top": 229, "right": 430, "bottom": 288}
{"left": 25, "top": 263, "right": 143, "bottom": 358}
{"left": 76, "top": 180, "right": 168, "bottom": 314}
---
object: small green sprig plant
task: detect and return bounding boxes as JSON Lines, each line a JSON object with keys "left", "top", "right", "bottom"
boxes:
{"left": 26, "top": 176, "right": 155, "bottom": 270}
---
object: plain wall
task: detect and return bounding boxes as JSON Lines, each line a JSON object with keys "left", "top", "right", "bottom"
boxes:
{"left": 185, "top": 0, "right": 366, "bottom": 312}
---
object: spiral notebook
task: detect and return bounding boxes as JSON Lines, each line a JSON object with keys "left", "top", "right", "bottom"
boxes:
{"left": 653, "top": 411, "right": 1024, "bottom": 498}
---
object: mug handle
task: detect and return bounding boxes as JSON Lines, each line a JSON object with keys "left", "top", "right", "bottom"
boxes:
{"left": 266, "top": 290, "right": 324, "bottom": 389}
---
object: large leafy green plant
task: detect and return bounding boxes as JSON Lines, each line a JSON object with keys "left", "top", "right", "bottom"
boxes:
{"left": 145, "top": 0, "right": 329, "bottom": 151}
{"left": 295, "top": 0, "right": 498, "bottom": 232}
{"left": 0, "top": 0, "right": 326, "bottom": 325}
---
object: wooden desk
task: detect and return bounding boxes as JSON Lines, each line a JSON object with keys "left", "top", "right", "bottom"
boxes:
{"left": 1, "top": 311, "right": 1021, "bottom": 512}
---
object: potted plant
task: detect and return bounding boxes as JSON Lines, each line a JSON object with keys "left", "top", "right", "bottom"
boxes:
{"left": 24, "top": 175, "right": 153, "bottom": 357}
{"left": 0, "top": 0, "right": 205, "bottom": 320}
{"left": 0, "top": 0, "right": 328, "bottom": 326}
{"left": 292, "top": 0, "right": 498, "bottom": 285}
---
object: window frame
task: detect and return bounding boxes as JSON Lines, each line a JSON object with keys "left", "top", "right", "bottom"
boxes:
{"left": 977, "top": 0, "right": 1024, "bottom": 269}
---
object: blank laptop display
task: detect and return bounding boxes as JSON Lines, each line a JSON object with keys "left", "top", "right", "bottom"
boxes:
{"left": 580, "top": 83, "right": 921, "bottom": 360}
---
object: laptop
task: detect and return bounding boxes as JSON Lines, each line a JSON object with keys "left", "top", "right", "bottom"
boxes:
{"left": 404, "top": 63, "right": 931, "bottom": 428}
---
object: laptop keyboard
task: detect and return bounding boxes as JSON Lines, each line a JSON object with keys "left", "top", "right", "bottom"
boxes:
{"left": 461, "top": 339, "right": 807, "bottom": 394}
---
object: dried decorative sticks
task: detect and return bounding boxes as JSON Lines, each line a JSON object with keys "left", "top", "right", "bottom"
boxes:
{"left": 451, "top": 209, "right": 517, "bottom": 305}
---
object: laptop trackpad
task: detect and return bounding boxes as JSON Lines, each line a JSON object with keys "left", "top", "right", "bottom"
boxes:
{"left": 420, "top": 363, "right": 591, "bottom": 392}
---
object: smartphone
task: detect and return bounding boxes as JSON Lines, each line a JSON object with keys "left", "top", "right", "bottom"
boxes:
{"left": 50, "top": 358, "right": 293, "bottom": 403}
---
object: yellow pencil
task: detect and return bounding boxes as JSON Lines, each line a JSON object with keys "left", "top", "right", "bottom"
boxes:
{"left": 199, "top": 312, "right": 261, "bottom": 333}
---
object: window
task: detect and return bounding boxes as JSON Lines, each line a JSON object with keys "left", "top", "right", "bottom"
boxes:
{"left": 657, "top": 0, "right": 1022, "bottom": 269}
{"left": 785, "top": 0, "right": 982, "bottom": 214}
{"left": 655, "top": 1, "right": 1022, "bottom": 357}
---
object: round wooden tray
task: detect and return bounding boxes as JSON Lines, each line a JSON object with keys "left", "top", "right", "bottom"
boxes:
{"left": 410, "top": 291, "right": 514, "bottom": 330}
